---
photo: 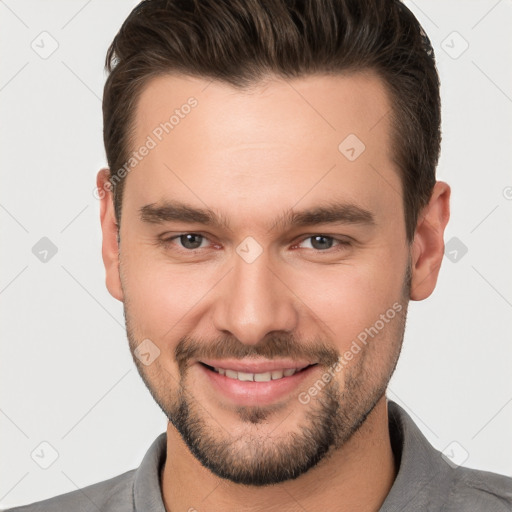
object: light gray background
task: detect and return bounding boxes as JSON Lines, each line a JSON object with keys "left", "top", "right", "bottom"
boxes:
{"left": 1, "top": 0, "right": 511, "bottom": 508}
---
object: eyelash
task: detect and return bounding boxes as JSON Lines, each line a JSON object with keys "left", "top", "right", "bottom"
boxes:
{"left": 159, "top": 233, "right": 352, "bottom": 253}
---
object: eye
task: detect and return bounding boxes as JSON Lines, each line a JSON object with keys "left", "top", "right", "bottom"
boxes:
{"left": 296, "top": 235, "right": 351, "bottom": 251}
{"left": 163, "top": 233, "right": 210, "bottom": 250}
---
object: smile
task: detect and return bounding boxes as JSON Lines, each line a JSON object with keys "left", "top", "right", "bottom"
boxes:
{"left": 207, "top": 365, "right": 312, "bottom": 382}
{"left": 197, "top": 359, "right": 319, "bottom": 406}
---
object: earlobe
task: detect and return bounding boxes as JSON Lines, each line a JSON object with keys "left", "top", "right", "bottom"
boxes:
{"left": 97, "top": 168, "right": 124, "bottom": 302}
{"left": 410, "top": 181, "right": 451, "bottom": 301}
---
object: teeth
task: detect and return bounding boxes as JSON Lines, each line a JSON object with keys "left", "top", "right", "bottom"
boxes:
{"left": 254, "top": 372, "right": 272, "bottom": 382}
{"left": 213, "top": 367, "right": 301, "bottom": 382}
{"left": 225, "top": 369, "right": 238, "bottom": 379}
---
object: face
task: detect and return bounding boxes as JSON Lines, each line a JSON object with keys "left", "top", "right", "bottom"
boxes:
{"left": 104, "top": 72, "right": 415, "bottom": 485}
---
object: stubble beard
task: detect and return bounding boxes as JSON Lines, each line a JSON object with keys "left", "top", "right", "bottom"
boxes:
{"left": 124, "top": 262, "right": 411, "bottom": 486}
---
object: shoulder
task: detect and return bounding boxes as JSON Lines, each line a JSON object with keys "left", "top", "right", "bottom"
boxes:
{"left": 385, "top": 400, "right": 512, "bottom": 511}
{"left": 4, "top": 432, "right": 167, "bottom": 512}
{"left": 3, "top": 469, "right": 136, "bottom": 512}
{"left": 444, "top": 465, "right": 512, "bottom": 511}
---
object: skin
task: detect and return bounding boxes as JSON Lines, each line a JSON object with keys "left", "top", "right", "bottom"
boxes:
{"left": 97, "top": 71, "right": 450, "bottom": 512}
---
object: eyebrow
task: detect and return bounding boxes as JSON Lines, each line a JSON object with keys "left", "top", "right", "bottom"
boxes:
{"left": 139, "top": 200, "right": 375, "bottom": 232}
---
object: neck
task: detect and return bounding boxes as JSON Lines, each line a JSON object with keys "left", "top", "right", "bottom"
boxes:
{"left": 161, "top": 396, "right": 396, "bottom": 512}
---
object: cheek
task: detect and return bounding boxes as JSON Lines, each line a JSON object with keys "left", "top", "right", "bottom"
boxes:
{"left": 288, "top": 251, "right": 406, "bottom": 349}
{"left": 120, "top": 241, "right": 213, "bottom": 338}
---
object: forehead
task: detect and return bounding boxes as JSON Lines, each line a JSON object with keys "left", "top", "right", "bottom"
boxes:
{"left": 124, "top": 72, "right": 402, "bottom": 230}
{"left": 133, "top": 71, "right": 392, "bottom": 150}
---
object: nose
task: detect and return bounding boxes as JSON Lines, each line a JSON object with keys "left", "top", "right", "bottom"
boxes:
{"left": 211, "top": 250, "right": 298, "bottom": 345}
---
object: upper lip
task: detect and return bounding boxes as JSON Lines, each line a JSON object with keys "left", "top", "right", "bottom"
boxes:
{"left": 199, "top": 358, "right": 315, "bottom": 373}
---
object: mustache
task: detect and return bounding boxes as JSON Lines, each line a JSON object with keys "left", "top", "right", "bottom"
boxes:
{"left": 175, "top": 332, "right": 340, "bottom": 374}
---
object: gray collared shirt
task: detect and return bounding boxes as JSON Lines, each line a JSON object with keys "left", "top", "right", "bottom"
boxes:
{"left": 6, "top": 400, "right": 512, "bottom": 511}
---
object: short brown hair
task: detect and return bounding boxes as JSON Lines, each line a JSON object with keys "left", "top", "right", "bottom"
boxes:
{"left": 103, "top": 0, "right": 440, "bottom": 242}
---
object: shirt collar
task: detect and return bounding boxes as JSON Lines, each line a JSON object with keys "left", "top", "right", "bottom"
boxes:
{"left": 131, "top": 400, "right": 451, "bottom": 511}
{"left": 379, "top": 399, "right": 453, "bottom": 511}
{"left": 133, "top": 431, "right": 167, "bottom": 511}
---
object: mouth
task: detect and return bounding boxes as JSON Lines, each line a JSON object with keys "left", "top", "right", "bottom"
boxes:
{"left": 201, "top": 362, "right": 315, "bottom": 382}
{"left": 196, "top": 359, "right": 319, "bottom": 407}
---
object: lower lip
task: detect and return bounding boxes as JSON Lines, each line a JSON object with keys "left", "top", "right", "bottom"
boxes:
{"left": 198, "top": 363, "right": 317, "bottom": 407}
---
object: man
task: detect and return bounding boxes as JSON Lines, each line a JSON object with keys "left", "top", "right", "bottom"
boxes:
{"left": 8, "top": 0, "right": 511, "bottom": 510}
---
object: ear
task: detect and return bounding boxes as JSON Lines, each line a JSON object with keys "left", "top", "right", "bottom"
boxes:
{"left": 97, "top": 168, "right": 124, "bottom": 302}
{"left": 410, "top": 181, "right": 451, "bottom": 301}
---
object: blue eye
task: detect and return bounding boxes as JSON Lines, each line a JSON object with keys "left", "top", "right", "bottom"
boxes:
{"left": 164, "top": 233, "right": 209, "bottom": 250}
{"left": 298, "top": 236, "right": 351, "bottom": 251}
{"left": 158, "top": 233, "right": 351, "bottom": 255}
